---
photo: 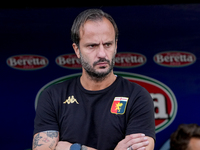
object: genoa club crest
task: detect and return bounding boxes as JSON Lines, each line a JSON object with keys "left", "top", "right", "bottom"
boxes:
{"left": 110, "top": 97, "right": 129, "bottom": 114}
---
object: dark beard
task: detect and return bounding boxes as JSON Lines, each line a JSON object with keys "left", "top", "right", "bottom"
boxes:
{"left": 86, "top": 58, "right": 114, "bottom": 81}
{"left": 80, "top": 54, "right": 115, "bottom": 82}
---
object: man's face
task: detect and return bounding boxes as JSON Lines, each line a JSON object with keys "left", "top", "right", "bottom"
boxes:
{"left": 74, "top": 17, "right": 117, "bottom": 80}
{"left": 188, "top": 137, "right": 200, "bottom": 150}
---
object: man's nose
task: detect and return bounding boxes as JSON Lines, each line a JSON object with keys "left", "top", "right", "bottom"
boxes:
{"left": 97, "top": 45, "right": 106, "bottom": 58}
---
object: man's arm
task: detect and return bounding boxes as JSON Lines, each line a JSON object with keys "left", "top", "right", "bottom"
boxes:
{"left": 146, "top": 136, "right": 154, "bottom": 150}
{"left": 55, "top": 141, "right": 97, "bottom": 150}
{"left": 55, "top": 134, "right": 153, "bottom": 150}
{"left": 32, "top": 131, "right": 59, "bottom": 150}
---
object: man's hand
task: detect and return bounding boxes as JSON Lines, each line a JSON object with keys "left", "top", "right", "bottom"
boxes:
{"left": 55, "top": 141, "right": 72, "bottom": 150}
{"left": 114, "top": 133, "right": 150, "bottom": 150}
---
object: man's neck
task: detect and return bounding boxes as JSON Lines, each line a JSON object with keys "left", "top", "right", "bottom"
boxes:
{"left": 80, "top": 71, "right": 116, "bottom": 91}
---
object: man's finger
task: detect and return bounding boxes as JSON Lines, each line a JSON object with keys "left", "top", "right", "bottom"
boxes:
{"left": 126, "top": 136, "right": 148, "bottom": 145}
{"left": 126, "top": 133, "right": 145, "bottom": 138}
{"left": 129, "top": 140, "right": 149, "bottom": 150}
{"left": 124, "top": 133, "right": 145, "bottom": 144}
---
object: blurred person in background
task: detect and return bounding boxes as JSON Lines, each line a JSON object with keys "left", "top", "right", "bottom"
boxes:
{"left": 170, "top": 123, "right": 200, "bottom": 150}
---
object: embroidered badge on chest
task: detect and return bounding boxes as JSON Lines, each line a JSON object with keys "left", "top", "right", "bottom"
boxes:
{"left": 63, "top": 95, "right": 79, "bottom": 104}
{"left": 110, "top": 97, "right": 129, "bottom": 114}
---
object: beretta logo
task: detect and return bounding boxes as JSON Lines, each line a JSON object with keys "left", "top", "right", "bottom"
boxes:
{"left": 55, "top": 54, "right": 81, "bottom": 69}
{"left": 115, "top": 52, "right": 146, "bottom": 68}
{"left": 6, "top": 54, "right": 48, "bottom": 70}
{"left": 154, "top": 51, "right": 196, "bottom": 67}
{"left": 35, "top": 71, "right": 177, "bottom": 133}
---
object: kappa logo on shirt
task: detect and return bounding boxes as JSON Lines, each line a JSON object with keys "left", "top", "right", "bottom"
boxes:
{"left": 110, "top": 97, "right": 129, "bottom": 114}
{"left": 63, "top": 95, "right": 79, "bottom": 104}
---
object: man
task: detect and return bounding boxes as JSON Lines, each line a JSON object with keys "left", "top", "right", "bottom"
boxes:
{"left": 33, "top": 9, "right": 155, "bottom": 150}
{"left": 170, "top": 124, "right": 200, "bottom": 150}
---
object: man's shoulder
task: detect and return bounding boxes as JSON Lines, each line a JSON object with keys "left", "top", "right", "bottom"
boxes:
{"left": 117, "top": 75, "right": 150, "bottom": 97}
{"left": 45, "top": 76, "right": 79, "bottom": 91}
{"left": 118, "top": 75, "right": 143, "bottom": 89}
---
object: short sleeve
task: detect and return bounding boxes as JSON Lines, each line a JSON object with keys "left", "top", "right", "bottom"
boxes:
{"left": 33, "top": 87, "right": 59, "bottom": 135}
{"left": 126, "top": 86, "right": 156, "bottom": 141}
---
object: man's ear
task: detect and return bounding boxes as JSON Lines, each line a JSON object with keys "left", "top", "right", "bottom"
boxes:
{"left": 72, "top": 43, "right": 80, "bottom": 58}
{"left": 115, "top": 39, "right": 118, "bottom": 55}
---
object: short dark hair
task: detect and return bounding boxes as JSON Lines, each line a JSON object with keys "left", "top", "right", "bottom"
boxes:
{"left": 71, "top": 9, "right": 118, "bottom": 46}
{"left": 170, "top": 124, "right": 200, "bottom": 150}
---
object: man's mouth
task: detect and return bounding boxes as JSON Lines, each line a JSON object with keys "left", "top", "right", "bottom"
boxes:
{"left": 93, "top": 59, "right": 110, "bottom": 67}
{"left": 97, "top": 62, "right": 108, "bottom": 66}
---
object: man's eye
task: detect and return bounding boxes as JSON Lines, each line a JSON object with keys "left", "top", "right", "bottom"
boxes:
{"left": 88, "top": 45, "right": 96, "bottom": 48}
{"left": 105, "top": 43, "right": 111, "bottom": 47}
